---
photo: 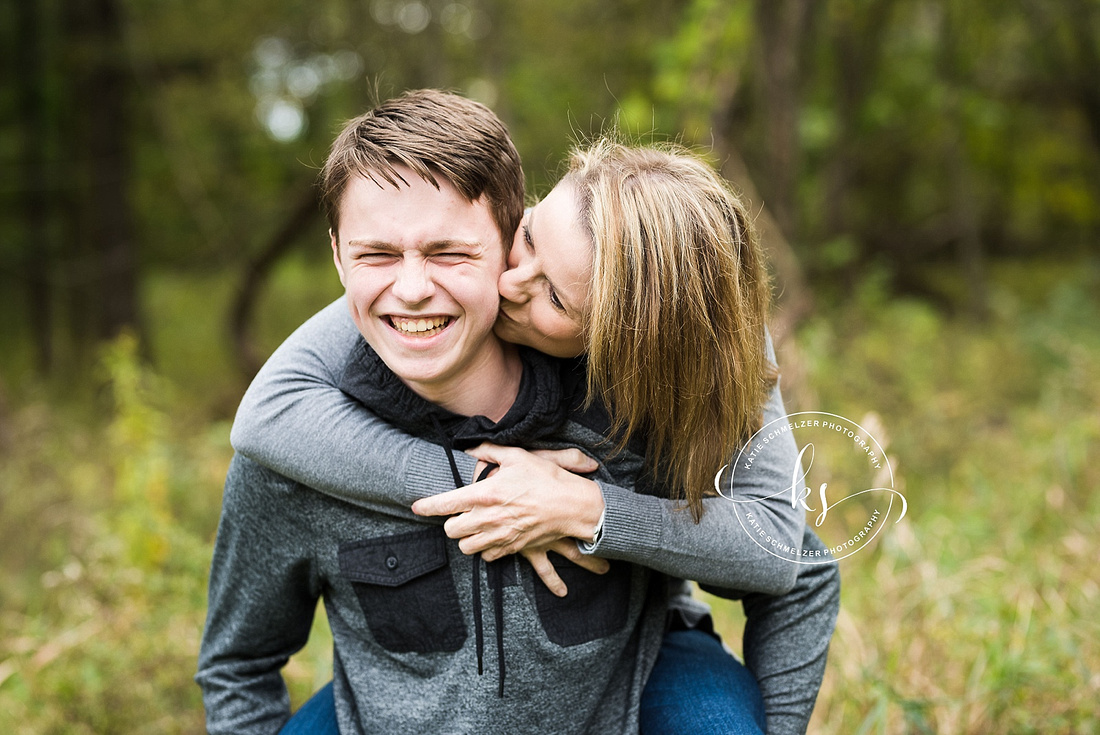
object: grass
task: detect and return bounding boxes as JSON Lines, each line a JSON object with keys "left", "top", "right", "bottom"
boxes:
{"left": 0, "top": 258, "right": 1097, "bottom": 732}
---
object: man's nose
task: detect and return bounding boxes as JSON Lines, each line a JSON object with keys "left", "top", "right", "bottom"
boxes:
{"left": 391, "top": 257, "right": 435, "bottom": 304}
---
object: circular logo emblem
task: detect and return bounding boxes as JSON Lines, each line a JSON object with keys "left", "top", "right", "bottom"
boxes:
{"left": 716, "top": 411, "right": 907, "bottom": 564}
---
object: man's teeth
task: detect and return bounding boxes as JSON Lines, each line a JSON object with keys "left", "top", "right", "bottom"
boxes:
{"left": 391, "top": 316, "right": 450, "bottom": 334}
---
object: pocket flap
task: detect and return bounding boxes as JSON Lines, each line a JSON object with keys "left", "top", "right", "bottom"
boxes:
{"left": 338, "top": 528, "right": 448, "bottom": 587}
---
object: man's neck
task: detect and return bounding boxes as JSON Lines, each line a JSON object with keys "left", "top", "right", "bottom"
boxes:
{"left": 402, "top": 341, "right": 523, "bottom": 422}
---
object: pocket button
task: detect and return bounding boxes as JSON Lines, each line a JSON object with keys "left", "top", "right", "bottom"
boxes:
{"left": 385, "top": 555, "right": 399, "bottom": 570}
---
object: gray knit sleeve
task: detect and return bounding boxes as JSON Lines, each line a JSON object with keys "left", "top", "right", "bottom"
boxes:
{"left": 737, "top": 527, "right": 840, "bottom": 735}
{"left": 230, "top": 298, "right": 477, "bottom": 518}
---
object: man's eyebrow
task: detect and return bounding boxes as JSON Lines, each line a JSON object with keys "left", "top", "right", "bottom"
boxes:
{"left": 345, "top": 239, "right": 399, "bottom": 252}
{"left": 422, "top": 239, "right": 482, "bottom": 253}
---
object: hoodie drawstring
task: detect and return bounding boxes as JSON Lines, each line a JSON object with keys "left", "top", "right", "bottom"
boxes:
{"left": 430, "top": 415, "right": 505, "bottom": 697}
{"left": 487, "top": 558, "right": 506, "bottom": 697}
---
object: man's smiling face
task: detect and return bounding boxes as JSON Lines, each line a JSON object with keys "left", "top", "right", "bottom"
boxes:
{"left": 332, "top": 167, "right": 507, "bottom": 402}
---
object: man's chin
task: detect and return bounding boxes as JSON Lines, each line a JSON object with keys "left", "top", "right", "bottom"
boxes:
{"left": 375, "top": 352, "right": 455, "bottom": 390}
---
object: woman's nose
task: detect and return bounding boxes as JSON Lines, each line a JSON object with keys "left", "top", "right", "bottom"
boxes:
{"left": 498, "top": 255, "right": 533, "bottom": 304}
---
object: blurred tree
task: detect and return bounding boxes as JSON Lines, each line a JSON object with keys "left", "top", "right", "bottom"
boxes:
{"left": 14, "top": 0, "right": 52, "bottom": 371}
{"left": 814, "top": 0, "right": 897, "bottom": 275}
{"left": 753, "top": 0, "right": 813, "bottom": 237}
{"left": 649, "top": 0, "right": 813, "bottom": 341}
{"left": 230, "top": 185, "right": 321, "bottom": 376}
{"left": 66, "top": 0, "right": 143, "bottom": 346}
{"left": 1023, "top": 0, "right": 1100, "bottom": 153}
{"left": 793, "top": 0, "right": 1099, "bottom": 303}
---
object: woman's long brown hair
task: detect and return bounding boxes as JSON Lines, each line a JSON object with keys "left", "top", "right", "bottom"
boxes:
{"left": 569, "top": 140, "right": 773, "bottom": 521}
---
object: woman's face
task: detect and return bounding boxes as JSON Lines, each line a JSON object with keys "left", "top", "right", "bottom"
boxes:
{"left": 495, "top": 181, "right": 592, "bottom": 358}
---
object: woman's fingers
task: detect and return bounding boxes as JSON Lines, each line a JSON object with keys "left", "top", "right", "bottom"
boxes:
{"left": 466, "top": 442, "right": 599, "bottom": 475}
{"left": 472, "top": 459, "right": 498, "bottom": 480}
{"left": 446, "top": 515, "right": 518, "bottom": 555}
{"left": 546, "top": 539, "right": 609, "bottom": 575}
{"left": 456, "top": 532, "right": 494, "bottom": 556}
{"left": 464, "top": 442, "right": 512, "bottom": 465}
{"left": 460, "top": 535, "right": 610, "bottom": 596}
{"left": 443, "top": 513, "right": 478, "bottom": 541}
{"left": 530, "top": 447, "right": 599, "bottom": 473}
{"left": 522, "top": 542, "right": 609, "bottom": 597}
{"left": 521, "top": 548, "right": 568, "bottom": 597}
{"left": 414, "top": 451, "right": 606, "bottom": 555}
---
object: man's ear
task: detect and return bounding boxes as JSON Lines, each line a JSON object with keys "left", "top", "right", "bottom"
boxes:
{"left": 330, "top": 229, "right": 346, "bottom": 288}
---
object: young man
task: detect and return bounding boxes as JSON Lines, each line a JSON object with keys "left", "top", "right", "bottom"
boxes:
{"left": 198, "top": 90, "right": 838, "bottom": 734}
{"left": 197, "top": 90, "right": 670, "bottom": 734}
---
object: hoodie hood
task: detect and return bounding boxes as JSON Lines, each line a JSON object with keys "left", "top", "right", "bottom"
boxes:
{"left": 337, "top": 340, "right": 570, "bottom": 448}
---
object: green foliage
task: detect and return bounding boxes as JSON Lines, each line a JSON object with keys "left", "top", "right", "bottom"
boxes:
{"left": 141, "top": 252, "right": 342, "bottom": 413}
{"left": 651, "top": 0, "right": 753, "bottom": 133}
{"left": 0, "top": 340, "right": 215, "bottom": 732}
{"left": 5, "top": 0, "right": 1100, "bottom": 368}
{"left": 0, "top": 328, "right": 330, "bottom": 732}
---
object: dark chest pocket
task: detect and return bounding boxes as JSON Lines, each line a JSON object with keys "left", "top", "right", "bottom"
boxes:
{"left": 338, "top": 528, "right": 467, "bottom": 653}
{"left": 533, "top": 552, "right": 631, "bottom": 647}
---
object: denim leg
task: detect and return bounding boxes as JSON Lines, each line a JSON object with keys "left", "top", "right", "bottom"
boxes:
{"left": 279, "top": 682, "right": 340, "bottom": 735}
{"left": 639, "top": 629, "right": 766, "bottom": 735}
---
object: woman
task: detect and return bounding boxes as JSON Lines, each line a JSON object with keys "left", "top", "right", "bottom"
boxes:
{"left": 416, "top": 139, "right": 774, "bottom": 564}
{"left": 233, "top": 140, "right": 838, "bottom": 734}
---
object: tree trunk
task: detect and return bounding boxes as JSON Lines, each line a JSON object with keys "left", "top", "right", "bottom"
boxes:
{"left": 710, "top": 73, "right": 813, "bottom": 349}
{"left": 229, "top": 187, "right": 322, "bottom": 378}
{"left": 16, "top": 0, "right": 53, "bottom": 372}
{"left": 66, "top": 0, "right": 142, "bottom": 346}
{"left": 1025, "top": 0, "right": 1100, "bottom": 155}
{"left": 709, "top": 79, "right": 815, "bottom": 411}
{"left": 753, "top": 0, "right": 811, "bottom": 237}
{"left": 824, "top": 0, "right": 897, "bottom": 254}
{"left": 940, "top": 5, "right": 988, "bottom": 319}
{"left": 1064, "top": 0, "right": 1100, "bottom": 154}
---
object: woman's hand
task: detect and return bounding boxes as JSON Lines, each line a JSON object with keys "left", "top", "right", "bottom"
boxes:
{"left": 411, "top": 443, "right": 608, "bottom": 593}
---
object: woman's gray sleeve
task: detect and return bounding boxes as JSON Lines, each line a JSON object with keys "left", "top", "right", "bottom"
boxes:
{"left": 738, "top": 527, "right": 840, "bottom": 735}
{"left": 229, "top": 298, "right": 476, "bottom": 519}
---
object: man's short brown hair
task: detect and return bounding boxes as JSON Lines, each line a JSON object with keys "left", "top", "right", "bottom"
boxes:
{"left": 320, "top": 89, "right": 524, "bottom": 246}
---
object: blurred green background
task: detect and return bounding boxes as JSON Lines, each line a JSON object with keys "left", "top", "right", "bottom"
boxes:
{"left": 1, "top": 0, "right": 1097, "bottom": 732}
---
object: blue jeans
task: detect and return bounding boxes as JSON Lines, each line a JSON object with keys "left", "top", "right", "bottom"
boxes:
{"left": 639, "top": 629, "right": 765, "bottom": 735}
{"left": 279, "top": 682, "right": 339, "bottom": 735}
{"left": 280, "top": 629, "right": 764, "bottom": 734}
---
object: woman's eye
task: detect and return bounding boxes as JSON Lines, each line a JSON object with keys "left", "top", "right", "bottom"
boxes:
{"left": 548, "top": 287, "right": 565, "bottom": 312}
{"left": 522, "top": 225, "right": 534, "bottom": 250}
